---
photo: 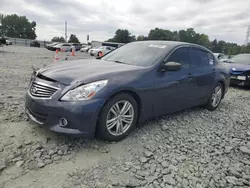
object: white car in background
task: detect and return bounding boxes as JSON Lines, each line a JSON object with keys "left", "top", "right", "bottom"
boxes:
{"left": 52, "top": 43, "right": 73, "bottom": 52}
{"left": 80, "top": 45, "right": 91, "bottom": 52}
{"left": 6, "top": 39, "right": 12, "bottom": 45}
{"left": 89, "top": 46, "right": 116, "bottom": 56}
{"left": 213, "top": 53, "right": 230, "bottom": 63}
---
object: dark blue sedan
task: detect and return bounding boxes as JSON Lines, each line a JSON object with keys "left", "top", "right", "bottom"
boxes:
{"left": 226, "top": 53, "right": 250, "bottom": 87}
{"left": 25, "top": 41, "right": 230, "bottom": 141}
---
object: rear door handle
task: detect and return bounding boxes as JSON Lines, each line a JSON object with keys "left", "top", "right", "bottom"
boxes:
{"left": 212, "top": 69, "right": 216, "bottom": 74}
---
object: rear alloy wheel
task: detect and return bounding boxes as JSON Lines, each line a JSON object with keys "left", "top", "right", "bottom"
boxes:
{"left": 206, "top": 83, "right": 223, "bottom": 111}
{"left": 97, "top": 93, "right": 138, "bottom": 141}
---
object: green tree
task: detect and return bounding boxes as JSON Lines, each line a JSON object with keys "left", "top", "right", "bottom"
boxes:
{"left": 51, "top": 36, "right": 65, "bottom": 42}
{"left": 137, "top": 35, "right": 145, "bottom": 41}
{"left": 107, "top": 29, "right": 136, "bottom": 43}
{"left": 211, "top": 39, "right": 218, "bottom": 52}
{"left": 178, "top": 28, "right": 197, "bottom": 43}
{"left": 195, "top": 33, "right": 211, "bottom": 49}
{"left": 0, "top": 14, "right": 36, "bottom": 39}
{"left": 148, "top": 28, "right": 177, "bottom": 41}
{"left": 68, "top": 34, "right": 80, "bottom": 43}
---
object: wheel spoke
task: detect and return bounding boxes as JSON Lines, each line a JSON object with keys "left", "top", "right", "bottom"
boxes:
{"left": 214, "top": 86, "right": 219, "bottom": 93}
{"left": 107, "top": 117, "right": 118, "bottom": 125}
{"left": 107, "top": 119, "right": 117, "bottom": 130}
{"left": 123, "top": 114, "right": 133, "bottom": 118}
{"left": 115, "top": 121, "right": 122, "bottom": 134}
{"left": 111, "top": 103, "right": 120, "bottom": 116}
{"left": 121, "top": 115, "right": 133, "bottom": 124}
{"left": 110, "top": 108, "right": 117, "bottom": 116}
{"left": 211, "top": 86, "right": 222, "bottom": 107}
{"left": 120, "top": 120, "right": 124, "bottom": 133}
{"left": 212, "top": 94, "right": 216, "bottom": 99}
{"left": 114, "top": 103, "right": 121, "bottom": 113}
{"left": 120, "top": 102, "right": 132, "bottom": 115}
{"left": 216, "top": 89, "right": 221, "bottom": 95}
{"left": 212, "top": 98, "right": 217, "bottom": 106}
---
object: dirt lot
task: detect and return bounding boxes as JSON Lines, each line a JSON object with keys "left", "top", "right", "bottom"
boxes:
{"left": 0, "top": 46, "right": 250, "bottom": 188}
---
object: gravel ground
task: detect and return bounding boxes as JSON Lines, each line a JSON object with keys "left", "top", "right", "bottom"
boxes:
{"left": 0, "top": 46, "right": 250, "bottom": 188}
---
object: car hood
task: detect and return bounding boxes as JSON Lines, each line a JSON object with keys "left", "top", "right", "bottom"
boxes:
{"left": 224, "top": 63, "right": 250, "bottom": 72}
{"left": 38, "top": 59, "right": 143, "bottom": 85}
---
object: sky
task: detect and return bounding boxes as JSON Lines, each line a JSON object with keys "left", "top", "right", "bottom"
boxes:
{"left": 0, "top": 0, "right": 249, "bottom": 44}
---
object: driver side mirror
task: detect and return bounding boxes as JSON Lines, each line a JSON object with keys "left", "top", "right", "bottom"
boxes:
{"left": 161, "top": 62, "right": 181, "bottom": 71}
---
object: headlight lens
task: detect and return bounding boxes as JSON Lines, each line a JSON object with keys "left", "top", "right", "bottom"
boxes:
{"left": 61, "top": 80, "right": 108, "bottom": 101}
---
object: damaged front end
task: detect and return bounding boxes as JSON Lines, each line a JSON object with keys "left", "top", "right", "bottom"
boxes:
{"left": 230, "top": 70, "right": 250, "bottom": 87}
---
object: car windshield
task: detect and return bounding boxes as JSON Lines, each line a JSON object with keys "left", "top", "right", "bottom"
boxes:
{"left": 230, "top": 54, "right": 250, "bottom": 64}
{"left": 101, "top": 42, "right": 168, "bottom": 66}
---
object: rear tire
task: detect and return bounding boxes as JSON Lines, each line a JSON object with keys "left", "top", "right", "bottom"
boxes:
{"left": 205, "top": 82, "right": 223, "bottom": 111}
{"left": 97, "top": 93, "right": 138, "bottom": 141}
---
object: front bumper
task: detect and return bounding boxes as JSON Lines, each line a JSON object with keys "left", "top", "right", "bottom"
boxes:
{"left": 230, "top": 75, "right": 250, "bottom": 87}
{"left": 25, "top": 92, "right": 106, "bottom": 138}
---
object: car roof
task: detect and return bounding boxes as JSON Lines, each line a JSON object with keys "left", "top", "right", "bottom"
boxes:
{"left": 130, "top": 40, "right": 212, "bottom": 53}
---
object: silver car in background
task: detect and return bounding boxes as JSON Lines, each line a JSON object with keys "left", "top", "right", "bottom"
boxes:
{"left": 80, "top": 45, "right": 91, "bottom": 52}
{"left": 89, "top": 46, "right": 116, "bottom": 56}
{"left": 52, "top": 43, "right": 73, "bottom": 52}
{"left": 213, "top": 53, "right": 230, "bottom": 63}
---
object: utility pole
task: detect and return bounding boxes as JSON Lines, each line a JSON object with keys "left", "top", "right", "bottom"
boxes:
{"left": 65, "top": 21, "right": 67, "bottom": 42}
{"left": 245, "top": 26, "right": 250, "bottom": 45}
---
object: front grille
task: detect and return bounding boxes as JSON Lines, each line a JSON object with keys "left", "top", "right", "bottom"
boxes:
{"left": 30, "top": 82, "right": 58, "bottom": 98}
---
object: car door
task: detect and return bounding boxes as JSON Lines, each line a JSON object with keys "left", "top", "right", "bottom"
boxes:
{"left": 190, "top": 47, "right": 216, "bottom": 104}
{"left": 153, "top": 46, "right": 197, "bottom": 116}
{"left": 66, "top": 44, "right": 72, "bottom": 51}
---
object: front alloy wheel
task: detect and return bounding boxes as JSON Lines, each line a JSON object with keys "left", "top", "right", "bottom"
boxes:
{"left": 211, "top": 86, "right": 222, "bottom": 107}
{"left": 106, "top": 101, "right": 134, "bottom": 136}
{"left": 206, "top": 83, "right": 223, "bottom": 111}
{"left": 97, "top": 93, "right": 138, "bottom": 141}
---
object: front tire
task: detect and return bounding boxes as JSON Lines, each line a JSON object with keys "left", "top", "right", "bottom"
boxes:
{"left": 206, "top": 83, "right": 223, "bottom": 111}
{"left": 97, "top": 93, "right": 138, "bottom": 141}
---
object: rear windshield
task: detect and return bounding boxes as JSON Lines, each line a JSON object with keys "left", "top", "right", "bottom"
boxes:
{"left": 230, "top": 54, "right": 250, "bottom": 64}
{"left": 101, "top": 42, "right": 168, "bottom": 67}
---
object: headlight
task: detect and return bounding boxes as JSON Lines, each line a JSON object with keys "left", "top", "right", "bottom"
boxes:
{"left": 61, "top": 80, "right": 108, "bottom": 101}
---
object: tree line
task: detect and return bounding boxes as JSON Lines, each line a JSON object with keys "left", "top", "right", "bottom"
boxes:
{"left": 107, "top": 28, "right": 250, "bottom": 55}
{"left": 51, "top": 34, "right": 80, "bottom": 43}
{"left": 1, "top": 13, "right": 250, "bottom": 55}
{"left": 0, "top": 14, "right": 81, "bottom": 43}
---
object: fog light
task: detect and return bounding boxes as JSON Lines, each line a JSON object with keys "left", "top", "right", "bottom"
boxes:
{"left": 59, "top": 118, "right": 68, "bottom": 127}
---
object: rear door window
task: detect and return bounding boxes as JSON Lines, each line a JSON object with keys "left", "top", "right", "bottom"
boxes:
{"left": 191, "top": 47, "right": 215, "bottom": 67}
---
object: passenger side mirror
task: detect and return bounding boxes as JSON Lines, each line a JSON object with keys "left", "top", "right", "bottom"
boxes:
{"left": 161, "top": 62, "right": 181, "bottom": 71}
